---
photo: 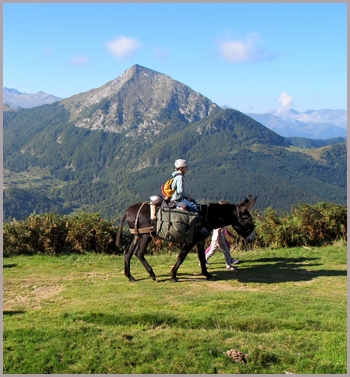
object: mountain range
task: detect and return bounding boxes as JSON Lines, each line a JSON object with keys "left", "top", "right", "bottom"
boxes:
{"left": 3, "top": 87, "right": 62, "bottom": 109}
{"left": 3, "top": 83, "right": 347, "bottom": 140}
{"left": 246, "top": 108, "right": 347, "bottom": 139}
{"left": 3, "top": 64, "right": 347, "bottom": 221}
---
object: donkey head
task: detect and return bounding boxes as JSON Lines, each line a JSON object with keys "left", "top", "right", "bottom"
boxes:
{"left": 231, "top": 195, "right": 257, "bottom": 243}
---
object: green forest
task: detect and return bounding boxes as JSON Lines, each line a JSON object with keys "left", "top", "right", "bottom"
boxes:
{"left": 3, "top": 104, "right": 347, "bottom": 222}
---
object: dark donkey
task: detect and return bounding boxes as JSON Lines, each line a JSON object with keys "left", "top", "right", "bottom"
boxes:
{"left": 116, "top": 195, "right": 257, "bottom": 282}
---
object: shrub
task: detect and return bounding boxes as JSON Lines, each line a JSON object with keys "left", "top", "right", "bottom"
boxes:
{"left": 65, "top": 212, "right": 117, "bottom": 253}
{"left": 252, "top": 202, "right": 347, "bottom": 249}
{"left": 3, "top": 213, "right": 68, "bottom": 256}
{"left": 3, "top": 212, "right": 119, "bottom": 256}
{"left": 3, "top": 202, "right": 347, "bottom": 256}
{"left": 291, "top": 202, "right": 347, "bottom": 245}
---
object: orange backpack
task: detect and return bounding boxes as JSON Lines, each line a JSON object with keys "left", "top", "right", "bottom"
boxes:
{"left": 161, "top": 178, "right": 175, "bottom": 198}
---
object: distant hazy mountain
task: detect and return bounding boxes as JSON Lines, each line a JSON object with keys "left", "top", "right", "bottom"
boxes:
{"left": 3, "top": 87, "right": 62, "bottom": 109}
{"left": 246, "top": 108, "right": 347, "bottom": 139}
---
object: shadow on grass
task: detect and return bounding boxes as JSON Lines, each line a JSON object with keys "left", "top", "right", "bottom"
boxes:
{"left": 209, "top": 256, "right": 346, "bottom": 283}
{"left": 3, "top": 310, "right": 26, "bottom": 315}
{"left": 154, "top": 256, "right": 346, "bottom": 283}
{"left": 156, "top": 275, "right": 209, "bottom": 283}
{"left": 126, "top": 256, "right": 346, "bottom": 284}
{"left": 3, "top": 264, "right": 17, "bottom": 268}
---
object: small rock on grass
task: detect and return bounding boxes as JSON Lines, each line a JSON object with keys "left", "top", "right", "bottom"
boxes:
{"left": 226, "top": 349, "right": 248, "bottom": 363}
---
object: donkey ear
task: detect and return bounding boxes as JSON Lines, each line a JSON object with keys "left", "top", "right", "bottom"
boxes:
{"left": 239, "top": 194, "right": 252, "bottom": 206}
{"left": 241, "top": 196, "right": 257, "bottom": 212}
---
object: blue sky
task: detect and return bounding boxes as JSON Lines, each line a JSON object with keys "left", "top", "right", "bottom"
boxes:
{"left": 3, "top": 2, "right": 347, "bottom": 113}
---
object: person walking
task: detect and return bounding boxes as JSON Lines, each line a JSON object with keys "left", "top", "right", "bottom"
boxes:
{"left": 205, "top": 226, "right": 239, "bottom": 271}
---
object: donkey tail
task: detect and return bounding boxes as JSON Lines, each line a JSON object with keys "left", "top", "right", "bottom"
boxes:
{"left": 116, "top": 212, "right": 127, "bottom": 248}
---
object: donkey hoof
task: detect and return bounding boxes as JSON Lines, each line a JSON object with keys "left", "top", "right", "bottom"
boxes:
{"left": 206, "top": 274, "right": 213, "bottom": 280}
{"left": 149, "top": 274, "right": 156, "bottom": 281}
{"left": 170, "top": 277, "right": 179, "bottom": 282}
{"left": 128, "top": 276, "right": 136, "bottom": 282}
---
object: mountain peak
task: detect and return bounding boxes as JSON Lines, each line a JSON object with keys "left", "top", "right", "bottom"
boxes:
{"left": 62, "top": 64, "right": 219, "bottom": 136}
{"left": 129, "top": 63, "right": 154, "bottom": 73}
{"left": 4, "top": 87, "right": 21, "bottom": 94}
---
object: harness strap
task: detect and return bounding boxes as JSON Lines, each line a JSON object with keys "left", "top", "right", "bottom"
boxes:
{"left": 132, "top": 201, "right": 149, "bottom": 235}
{"left": 129, "top": 226, "right": 154, "bottom": 235}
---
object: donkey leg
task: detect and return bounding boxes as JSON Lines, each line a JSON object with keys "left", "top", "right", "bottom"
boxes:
{"left": 134, "top": 235, "right": 156, "bottom": 281}
{"left": 197, "top": 240, "right": 213, "bottom": 280}
{"left": 124, "top": 238, "right": 138, "bottom": 282}
{"left": 170, "top": 245, "right": 192, "bottom": 282}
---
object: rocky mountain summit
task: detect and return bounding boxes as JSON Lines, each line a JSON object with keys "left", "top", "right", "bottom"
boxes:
{"left": 5, "top": 65, "right": 346, "bottom": 139}
{"left": 61, "top": 64, "right": 219, "bottom": 139}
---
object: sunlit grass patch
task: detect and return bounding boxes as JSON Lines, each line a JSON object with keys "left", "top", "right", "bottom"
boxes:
{"left": 3, "top": 245, "right": 347, "bottom": 374}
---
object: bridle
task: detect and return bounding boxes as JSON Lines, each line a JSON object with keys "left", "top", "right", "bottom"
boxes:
{"left": 235, "top": 205, "right": 251, "bottom": 230}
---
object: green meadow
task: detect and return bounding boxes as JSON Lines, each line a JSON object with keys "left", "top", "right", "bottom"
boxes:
{"left": 3, "top": 243, "right": 347, "bottom": 374}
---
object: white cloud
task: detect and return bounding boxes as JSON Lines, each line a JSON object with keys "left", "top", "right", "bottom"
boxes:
{"left": 217, "top": 33, "right": 279, "bottom": 63}
{"left": 278, "top": 92, "right": 293, "bottom": 109}
{"left": 70, "top": 55, "right": 89, "bottom": 65}
{"left": 106, "top": 36, "right": 141, "bottom": 59}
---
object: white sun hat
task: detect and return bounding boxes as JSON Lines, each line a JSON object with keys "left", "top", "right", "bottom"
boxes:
{"left": 174, "top": 159, "right": 188, "bottom": 168}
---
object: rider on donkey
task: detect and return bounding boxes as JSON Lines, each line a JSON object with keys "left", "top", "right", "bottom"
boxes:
{"left": 170, "top": 159, "right": 210, "bottom": 236}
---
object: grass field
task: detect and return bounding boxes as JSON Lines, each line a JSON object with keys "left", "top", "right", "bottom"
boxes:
{"left": 3, "top": 243, "right": 347, "bottom": 374}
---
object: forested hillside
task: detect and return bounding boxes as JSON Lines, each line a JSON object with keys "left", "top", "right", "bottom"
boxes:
{"left": 285, "top": 136, "right": 346, "bottom": 149}
{"left": 4, "top": 106, "right": 346, "bottom": 221}
{"left": 3, "top": 66, "right": 347, "bottom": 221}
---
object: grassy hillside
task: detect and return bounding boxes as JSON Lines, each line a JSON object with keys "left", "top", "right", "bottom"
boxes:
{"left": 3, "top": 106, "right": 346, "bottom": 220}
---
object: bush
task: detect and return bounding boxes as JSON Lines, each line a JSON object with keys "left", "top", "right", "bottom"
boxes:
{"left": 292, "top": 202, "right": 347, "bottom": 245}
{"left": 3, "top": 213, "right": 68, "bottom": 256}
{"left": 252, "top": 202, "right": 347, "bottom": 249}
{"left": 3, "top": 212, "right": 119, "bottom": 257}
{"left": 65, "top": 212, "right": 116, "bottom": 253}
{"left": 3, "top": 202, "right": 347, "bottom": 256}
